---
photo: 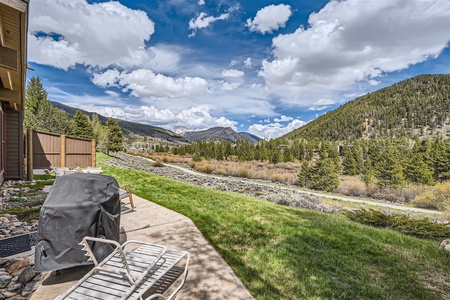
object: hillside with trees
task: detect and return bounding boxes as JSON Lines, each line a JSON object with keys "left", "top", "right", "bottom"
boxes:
{"left": 50, "top": 101, "right": 189, "bottom": 145}
{"left": 283, "top": 74, "right": 450, "bottom": 141}
{"left": 183, "top": 127, "right": 261, "bottom": 143}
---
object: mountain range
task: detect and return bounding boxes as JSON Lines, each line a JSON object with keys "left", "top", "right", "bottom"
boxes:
{"left": 183, "top": 127, "right": 262, "bottom": 143}
{"left": 50, "top": 102, "right": 261, "bottom": 144}
{"left": 50, "top": 101, "right": 190, "bottom": 145}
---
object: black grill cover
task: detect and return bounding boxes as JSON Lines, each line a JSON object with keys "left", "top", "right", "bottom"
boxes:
{"left": 35, "top": 173, "right": 121, "bottom": 272}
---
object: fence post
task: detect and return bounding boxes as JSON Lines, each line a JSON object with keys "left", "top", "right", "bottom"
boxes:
{"left": 60, "top": 135, "right": 66, "bottom": 167}
{"left": 26, "top": 128, "right": 33, "bottom": 181}
{"left": 91, "top": 139, "right": 96, "bottom": 167}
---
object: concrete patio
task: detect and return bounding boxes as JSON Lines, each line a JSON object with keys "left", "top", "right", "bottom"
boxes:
{"left": 30, "top": 194, "right": 254, "bottom": 300}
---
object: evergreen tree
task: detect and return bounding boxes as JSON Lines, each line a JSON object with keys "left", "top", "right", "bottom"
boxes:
{"left": 24, "top": 77, "right": 47, "bottom": 130}
{"left": 310, "top": 157, "right": 340, "bottom": 192}
{"left": 24, "top": 76, "right": 71, "bottom": 134}
{"left": 297, "top": 162, "right": 311, "bottom": 188}
{"left": 361, "top": 157, "right": 376, "bottom": 189}
{"left": 405, "top": 153, "right": 435, "bottom": 185}
{"left": 105, "top": 118, "right": 124, "bottom": 154}
{"left": 342, "top": 145, "right": 358, "bottom": 175}
{"left": 71, "top": 110, "right": 93, "bottom": 138}
{"left": 377, "top": 143, "right": 405, "bottom": 188}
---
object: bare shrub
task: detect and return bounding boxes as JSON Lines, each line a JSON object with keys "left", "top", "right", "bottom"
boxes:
{"left": 200, "top": 164, "right": 214, "bottom": 174}
{"left": 214, "top": 168, "right": 227, "bottom": 176}
{"left": 161, "top": 156, "right": 169, "bottom": 163}
{"left": 413, "top": 181, "right": 450, "bottom": 211}
{"left": 337, "top": 176, "right": 367, "bottom": 197}
{"left": 236, "top": 168, "right": 251, "bottom": 178}
{"left": 187, "top": 161, "right": 196, "bottom": 168}
{"left": 271, "top": 173, "right": 286, "bottom": 184}
{"left": 152, "top": 160, "right": 165, "bottom": 167}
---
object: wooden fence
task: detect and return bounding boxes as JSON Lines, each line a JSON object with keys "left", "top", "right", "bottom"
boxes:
{"left": 26, "top": 129, "right": 96, "bottom": 180}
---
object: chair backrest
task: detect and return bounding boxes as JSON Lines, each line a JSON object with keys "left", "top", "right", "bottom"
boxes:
{"left": 85, "top": 166, "right": 103, "bottom": 174}
{"left": 54, "top": 167, "right": 69, "bottom": 176}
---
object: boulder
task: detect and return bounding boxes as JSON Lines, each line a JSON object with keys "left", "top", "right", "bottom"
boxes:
{"left": 6, "top": 260, "right": 30, "bottom": 277}
{"left": 17, "top": 266, "right": 36, "bottom": 284}
{"left": 0, "top": 274, "right": 12, "bottom": 288}
{"left": 439, "top": 239, "right": 450, "bottom": 249}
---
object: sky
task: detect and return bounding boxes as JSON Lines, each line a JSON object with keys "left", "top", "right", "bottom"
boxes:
{"left": 27, "top": 0, "right": 450, "bottom": 140}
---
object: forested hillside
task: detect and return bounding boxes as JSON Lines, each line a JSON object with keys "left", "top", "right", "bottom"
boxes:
{"left": 183, "top": 127, "right": 261, "bottom": 143}
{"left": 284, "top": 74, "right": 450, "bottom": 141}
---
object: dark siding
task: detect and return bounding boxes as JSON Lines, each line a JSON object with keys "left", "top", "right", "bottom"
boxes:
{"left": 0, "top": 106, "right": 3, "bottom": 184}
{"left": 5, "top": 109, "right": 23, "bottom": 179}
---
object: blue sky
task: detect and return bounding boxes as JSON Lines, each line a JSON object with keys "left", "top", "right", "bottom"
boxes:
{"left": 28, "top": 0, "right": 450, "bottom": 139}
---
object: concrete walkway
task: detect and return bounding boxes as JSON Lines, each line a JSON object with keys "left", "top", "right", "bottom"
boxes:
{"left": 30, "top": 195, "right": 255, "bottom": 300}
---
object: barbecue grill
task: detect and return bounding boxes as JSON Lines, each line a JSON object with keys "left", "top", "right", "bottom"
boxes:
{"left": 35, "top": 173, "right": 121, "bottom": 272}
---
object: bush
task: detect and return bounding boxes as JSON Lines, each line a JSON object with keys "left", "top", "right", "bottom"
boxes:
{"left": 271, "top": 173, "right": 286, "bottom": 184}
{"left": 342, "top": 209, "right": 450, "bottom": 240}
{"left": 200, "top": 164, "right": 214, "bottom": 174}
{"left": 187, "top": 161, "right": 196, "bottom": 168}
{"left": 152, "top": 160, "right": 165, "bottom": 167}
{"left": 412, "top": 181, "right": 450, "bottom": 211}
{"left": 337, "top": 176, "right": 367, "bottom": 197}
{"left": 236, "top": 168, "right": 251, "bottom": 178}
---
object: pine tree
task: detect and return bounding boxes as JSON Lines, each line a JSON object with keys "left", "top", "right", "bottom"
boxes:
{"left": 405, "top": 153, "right": 435, "bottom": 185}
{"left": 377, "top": 143, "right": 405, "bottom": 188}
{"left": 297, "top": 162, "right": 311, "bottom": 188}
{"left": 24, "top": 77, "right": 47, "bottom": 130}
{"left": 24, "top": 76, "right": 71, "bottom": 134}
{"left": 310, "top": 157, "right": 340, "bottom": 192}
{"left": 361, "top": 157, "right": 376, "bottom": 189}
{"left": 71, "top": 110, "right": 93, "bottom": 138}
{"left": 342, "top": 146, "right": 358, "bottom": 175}
{"left": 105, "top": 118, "right": 124, "bottom": 154}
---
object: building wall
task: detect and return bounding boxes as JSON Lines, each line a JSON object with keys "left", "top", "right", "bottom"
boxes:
{"left": 5, "top": 109, "right": 23, "bottom": 179}
{"left": 0, "top": 105, "right": 4, "bottom": 184}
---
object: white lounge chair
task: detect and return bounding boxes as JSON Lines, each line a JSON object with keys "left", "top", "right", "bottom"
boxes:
{"left": 56, "top": 237, "right": 189, "bottom": 300}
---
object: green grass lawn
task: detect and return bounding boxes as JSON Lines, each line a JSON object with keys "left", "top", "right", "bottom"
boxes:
{"left": 98, "top": 154, "right": 450, "bottom": 300}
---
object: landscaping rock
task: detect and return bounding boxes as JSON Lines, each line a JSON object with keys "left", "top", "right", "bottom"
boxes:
{"left": 17, "top": 267, "right": 36, "bottom": 284}
{"left": 0, "top": 275, "right": 12, "bottom": 289}
{"left": 439, "top": 239, "right": 450, "bottom": 248}
{"left": 6, "top": 261, "right": 30, "bottom": 277}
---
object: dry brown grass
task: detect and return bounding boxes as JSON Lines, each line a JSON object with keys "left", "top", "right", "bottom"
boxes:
{"left": 190, "top": 160, "right": 299, "bottom": 185}
{"left": 337, "top": 176, "right": 367, "bottom": 197}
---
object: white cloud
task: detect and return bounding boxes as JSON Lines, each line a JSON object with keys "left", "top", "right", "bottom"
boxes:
{"left": 83, "top": 103, "right": 237, "bottom": 131}
{"left": 28, "top": 0, "right": 155, "bottom": 69}
{"left": 221, "top": 82, "right": 241, "bottom": 91}
{"left": 259, "top": 0, "right": 450, "bottom": 106}
{"left": 147, "top": 45, "right": 181, "bottom": 73}
{"left": 248, "top": 119, "right": 306, "bottom": 140}
{"left": 229, "top": 60, "right": 238, "bottom": 67}
{"left": 188, "top": 12, "right": 229, "bottom": 37}
{"left": 222, "top": 69, "right": 245, "bottom": 78}
{"left": 92, "top": 69, "right": 209, "bottom": 99}
{"left": 274, "top": 115, "right": 293, "bottom": 122}
{"left": 244, "top": 58, "right": 253, "bottom": 68}
{"left": 246, "top": 4, "right": 292, "bottom": 34}
{"left": 198, "top": 0, "right": 205, "bottom": 5}
{"left": 307, "top": 98, "right": 336, "bottom": 111}
{"left": 215, "top": 117, "right": 238, "bottom": 130}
